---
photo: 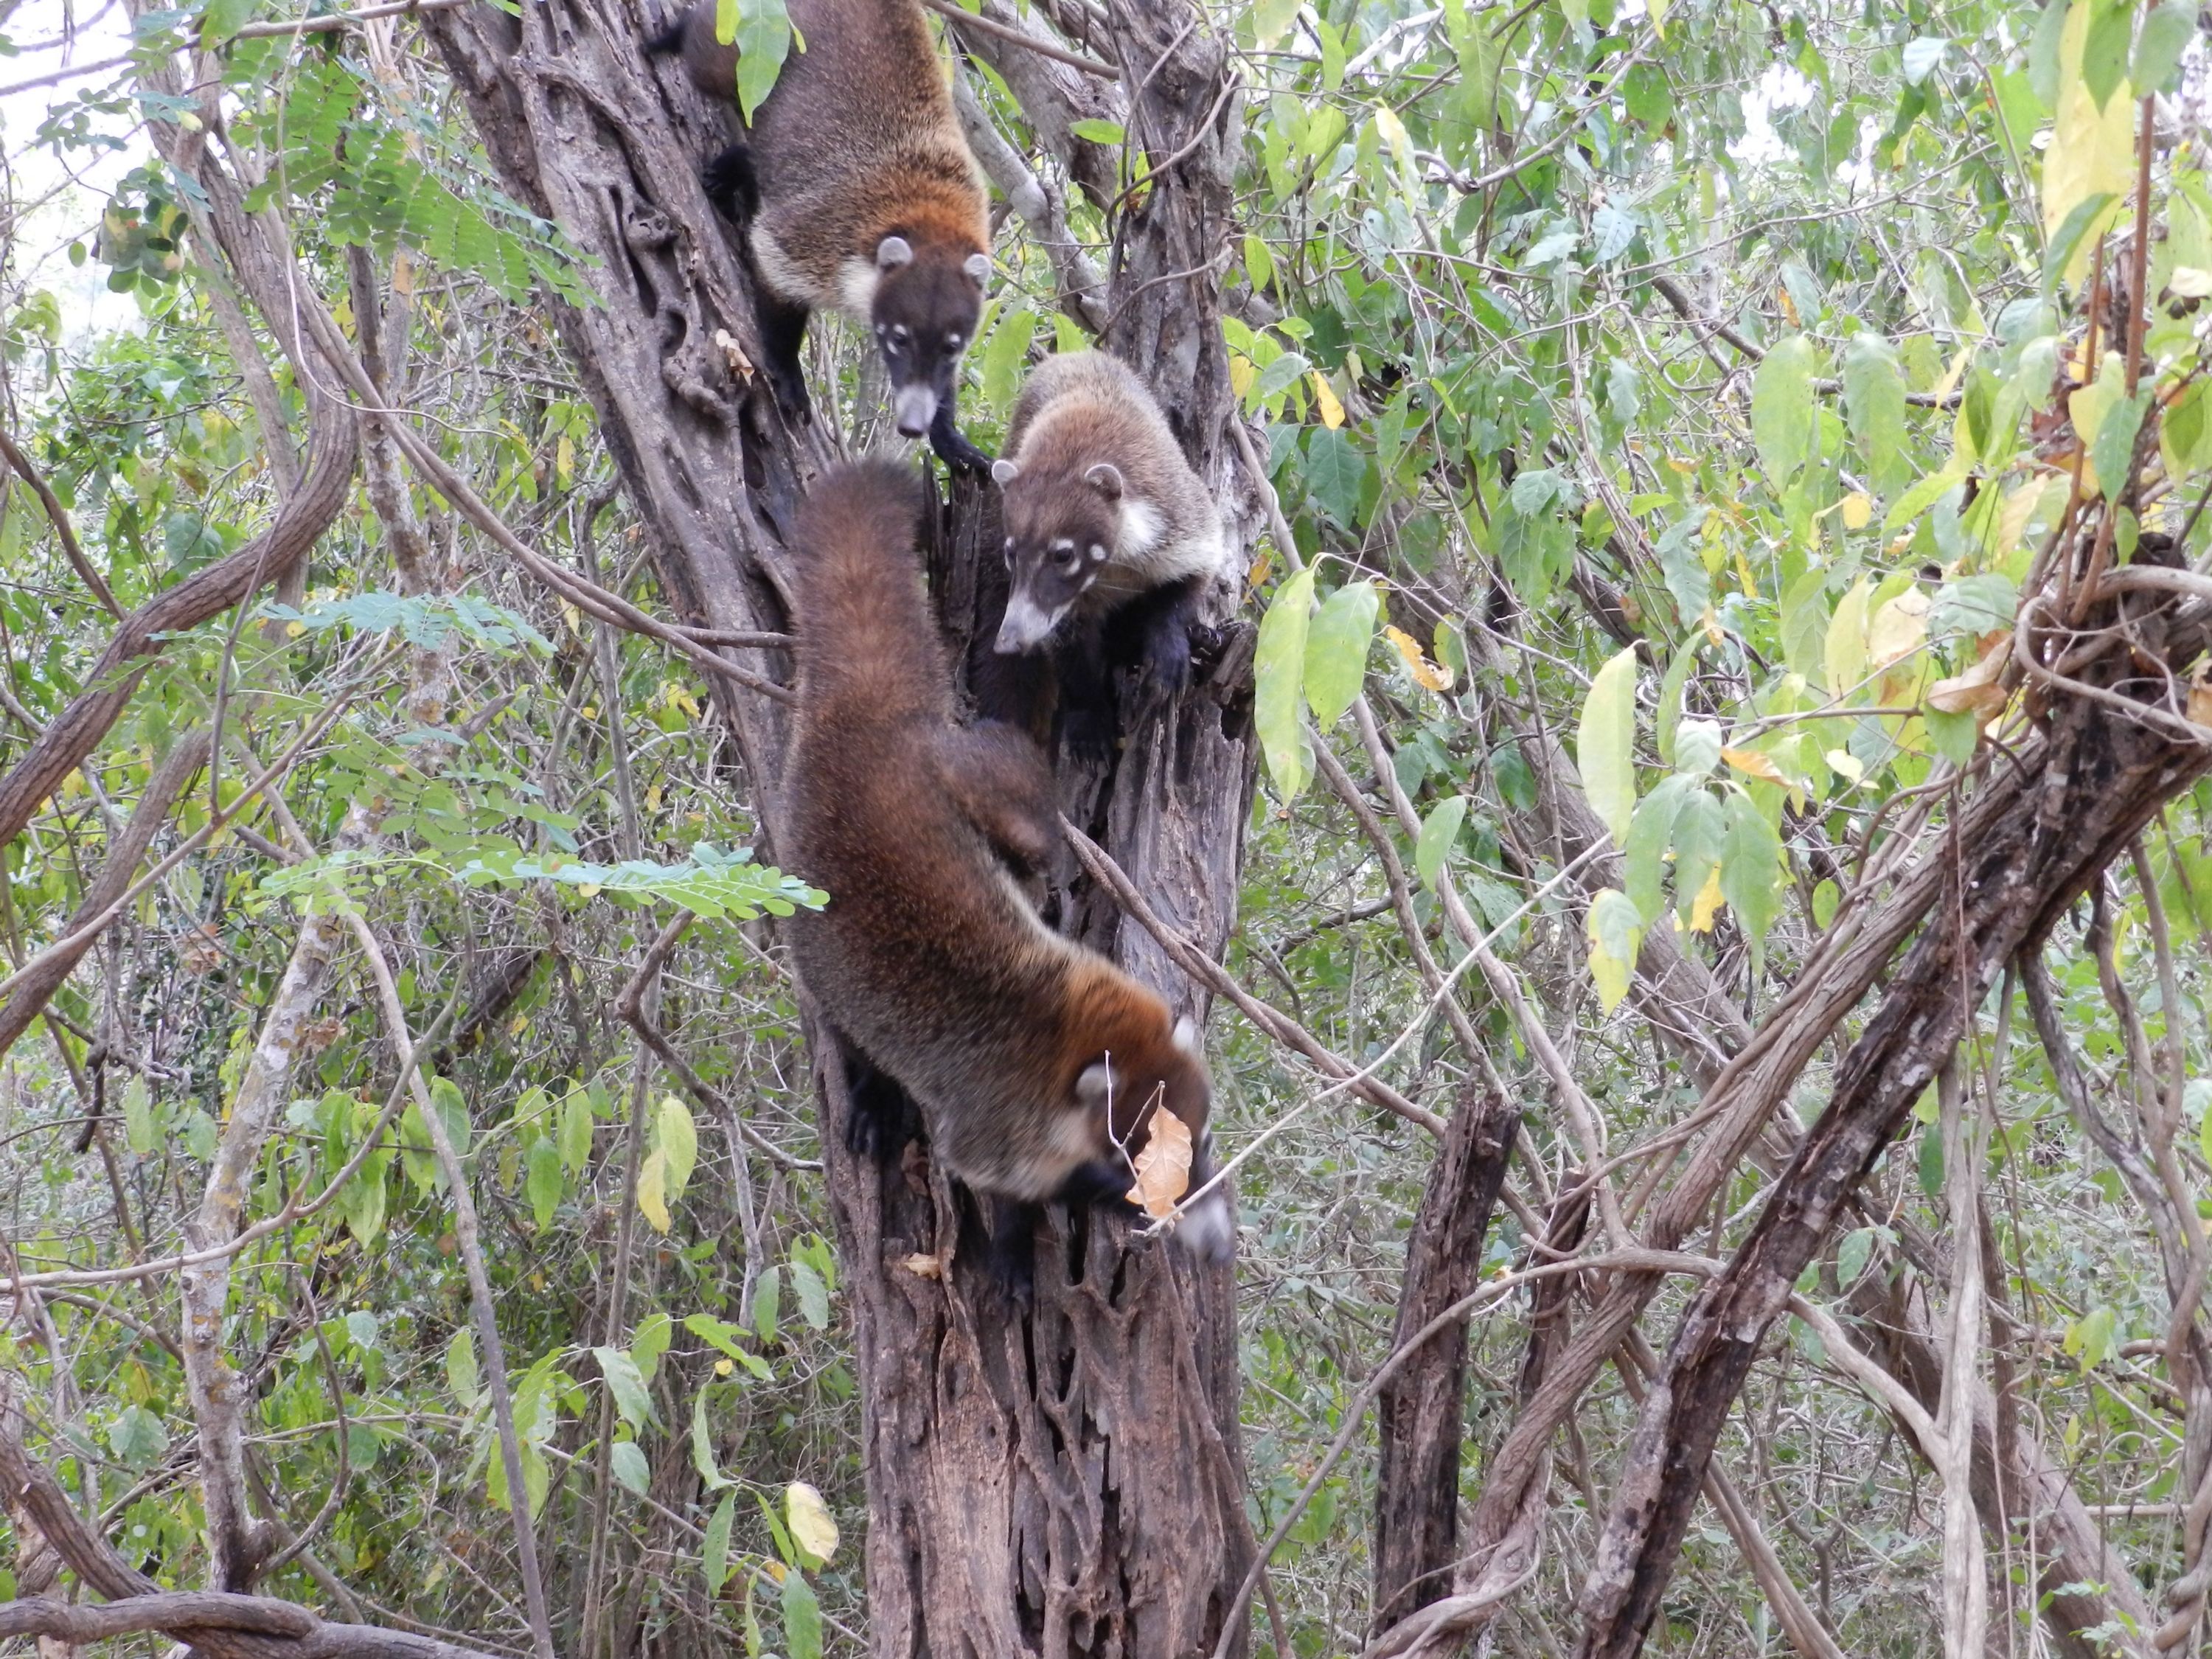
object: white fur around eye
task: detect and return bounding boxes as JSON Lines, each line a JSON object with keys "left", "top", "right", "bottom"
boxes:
{"left": 1088, "top": 545, "right": 1108, "bottom": 563}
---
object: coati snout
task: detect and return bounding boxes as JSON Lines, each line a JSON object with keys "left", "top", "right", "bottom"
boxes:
{"left": 990, "top": 459, "right": 1129, "bottom": 654}
{"left": 866, "top": 235, "right": 990, "bottom": 442}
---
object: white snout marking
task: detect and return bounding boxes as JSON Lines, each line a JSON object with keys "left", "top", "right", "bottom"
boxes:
{"left": 892, "top": 382, "right": 938, "bottom": 437}
{"left": 995, "top": 591, "right": 1066, "bottom": 654}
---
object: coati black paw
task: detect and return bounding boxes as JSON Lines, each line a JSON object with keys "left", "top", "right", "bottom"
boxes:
{"left": 928, "top": 422, "right": 995, "bottom": 476}
{"left": 841, "top": 1063, "right": 917, "bottom": 1164}
{"left": 1055, "top": 1158, "right": 1139, "bottom": 1213}
{"left": 1060, "top": 702, "right": 1115, "bottom": 761}
{"left": 702, "top": 145, "right": 761, "bottom": 223}
{"left": 986, "top": 1201, "right": 1040, "bottom": 1310}
{"left": 1138, "top": 622, "right": 1194, "bottom": 692}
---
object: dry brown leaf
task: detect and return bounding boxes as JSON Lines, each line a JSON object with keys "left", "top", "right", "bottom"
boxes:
{"left": 1720, "top": 747, "right": 1787, "bottom": 785}
{"left": 1382, "top": 625, "right": 1453, "bottom": 691}
{"left": 1927, "top": 636, "right": 2012, "bottom": 718}
{"left": 2190, "top": 667, "right": 2212, "bottom": 731}
{"left": 900, "top": 1253, "right": 943, "bottom": 1280}
{"left": 1124, "top": 1107, "right": 1195, "bottom": 1220}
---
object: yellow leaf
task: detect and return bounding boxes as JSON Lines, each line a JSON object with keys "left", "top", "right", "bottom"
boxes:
{"left": 1931, "top": 342, "right": 1976, "bottom": 406}
{"left": 1826, "top": 748, "right": 1866, "bottom": 785}
{"left": 577, "top": 883, "right": 602, "bottom": 899}
{"left": 786, "top": 1482, "right": 839, "bottom": 1566}
{"left": 1310, "top": 372, "right": 1346, "bottom": 430}
{"left": 1688, "top": 866, "right": 1725, "bottom": 933}
{"left": 1775, "top": 283, "right": 1800, "bottom": 328}
{"left": 1721, "top": 747, "right": 1787, "bottom": 784}
{"left": 2173, "top": 268, "right": 2212, "bottom": 299}
{"left": 2042, "top": 0, "right": 2134, "bottom": 283}
{"left": 1124, "top": 1107, "right": 1194, "bottom": 1220}
{"left": 285, "top": 620, "right": 307, "bottom": 638}
{"left": 1229, "top": 355, "right": 1256, "bottom": 399}
{"left": 1867, "top": 589, "right": 1930, "bottom": 667}
{"left": 714, "top": 1357, "right": 733, "bottom": 1376}
{"left": 636, "top": 1150, "right": 670, "bottom": 1234}
{"left": 1839, "top": 491, "right": 1871, "bottom": 531}
{"left": 1997, "top": 475, "right": 2054, "bottom": 552}
{"left": 1927, "top": 637, "right": 2012, "bottom": 718}
{"left": 1383, "top": 625, "right": 1453, "bottom": 690}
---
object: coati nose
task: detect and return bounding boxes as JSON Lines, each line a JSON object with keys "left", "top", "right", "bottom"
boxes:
{"left": 995, "top": 594, "right": 1056, "bottom": 654}
{"left": 892, "top": 383, "right": 938, "bottom": 437}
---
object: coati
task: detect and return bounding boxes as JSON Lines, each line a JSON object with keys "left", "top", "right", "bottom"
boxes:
{"left": 649, "top": 0, "right": 994, "bottom": 473}
{"left": 984, "top": 351, "right": 1233, "bottom": 748}
{"left": 782, "top": 457, "right": 1235, "bottom": 1270}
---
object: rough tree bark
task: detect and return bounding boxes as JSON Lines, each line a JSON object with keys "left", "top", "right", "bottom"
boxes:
{"left": 1368, "top": 1079, "right": 1518, "bottom": 1643}
{"left": 420, "top": 0, "right": 1261, "bottom": 1649}
{"left": 1574, "top": 678, "right": 2212, "bottom": 1659}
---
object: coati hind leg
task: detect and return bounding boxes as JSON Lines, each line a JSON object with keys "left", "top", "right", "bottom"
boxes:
{"left": 931, "top": 722, "right": 1062, "bottom": 886}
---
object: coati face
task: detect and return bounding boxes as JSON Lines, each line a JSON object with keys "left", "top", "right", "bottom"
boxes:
{"left": 989, "top": 459, "right": 1125, "bottom": 654}
{"left": 1074, "top": 1015, "right": 1235, "bottom": 1263}
{"left": 870, "top": 235, "right": 988, "bottom": 440}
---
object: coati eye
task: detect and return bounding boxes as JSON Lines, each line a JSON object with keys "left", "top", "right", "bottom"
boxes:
{"left": 1003, "top": 537, "right": 1015, "bottom": 568}
{"left": 890, "top": 324, "right": 911, "bottom": 344}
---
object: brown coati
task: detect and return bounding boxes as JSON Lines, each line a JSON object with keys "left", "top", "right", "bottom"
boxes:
{"left": 982, "top": 351, "right": 1233, "bottom": 750}
{"left": 782, "top": 458, "right": 1234, "bottom": 1273}
{"left": 647, "top": 0, "right": 993, "bottom": 472}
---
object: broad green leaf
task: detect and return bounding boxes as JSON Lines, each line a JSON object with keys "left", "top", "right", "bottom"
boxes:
{"left": 108, "top": 1404, "right": 169, "bottom": 1468}
{"left": 429, "top": 1076, "right": 471, "bottom": 1159}
{"left": 1750, "top": 335, "right": 1818, "bottom": 484}
{"left": 751, "top": 1265, "right": 782, "bottom": 1345}
{"left": 1585, "top": 888, "right": 1645, "bottom": 1013}
{"left": 1303, "top": 428, "right": 1366, "bottom": 529}
{"left": 1719, "top": 792, "right": 1783, "bottom": 947}
{"left": 1304, "top": 580, "right": 1379, "bottom": 729}
{"left": 721, "top": 0, "right": 794, "bottom": 122}
{"left": 1067, "top": 119, "right": 1125, "bottom": 145}
{"left": 445, "top": 1328, "right": 481, "bottom": 1409}
{"left": 790, "top": 1256, "right": 830, "bottom": 1330}
{"left": 122, "top": 1077, "right": 156, "bottom": 1155}
{"left": 1254, "top": 567, "right": 1316, "bottom": 800}
{"left": 1673, "top": 720, "right": 1722, "bottom": 779}
{"left": 1837, "top": 1226, "right": 1876, "bottom": 1287}
{"left": 1576, "top": 647, "right": 1640, "bottom": 846}
{"left": 560, "top": 1087, "right": 594, "bottom": 1174}
{"left": 610, "top": 1439, "right": 650, "bottom": 1496}
{"left": 1251, "top": 0, "right": 1300, "bottom": 48}
{"left": 594, "top": 1346, "right": 656, "bottom": 1429}
{"left": 782, "top": 1572, "right": 823, "bottom": 1659}
{"left": 657, "top": 1096, "right": 698, "bottom": 1200}
{"left": 637, "top": 1150, "right": 671, "bottom": 1234}
{"left": 1414, "top": 796, "right": 1468, "bottom": 893}
{"left": 1842, "top": 334, "right": 1910, "bottom": 495}
{"left": 1779, "top": 568, "right": 1832, "bottom": 687}
{"left": 787, "top": 1481, "right": 838, "bottom": 1568}
{"left": 2132, "top": 1, "right": 2197, "bottom": 94}
{"left": 1622, "top": 776, "right": 1690, "bottom": 923}
{"left": 685, "top": 1313, "right": 776, "bottom": 1379}
{"left": 525, "top": 1136, "right": 563, "bottom": 1229}
{"left": 978, "top": 307, "right": 1038, "bottom": 413}
{"left": 2064, "top": 1304, "right": 2118, "bottom": 1370}
{"left": 703, "top": 1491, "right": 737, "bottom": 1593}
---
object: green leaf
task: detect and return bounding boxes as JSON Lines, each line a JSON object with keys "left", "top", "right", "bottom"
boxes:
{"left": 1254, "top": 567, "right": 1316, "bottom": 799}
{"left": 2064, "top": 1304, "right": 2118, "bottom": 1370}
{"left": 1585, "top": 888, "right": 1645, "bottom": 1013}
{"left": 1414, "top": 796, "right": 1468, "bottom": 893}
{"left": 1622, "top": 775, "right": 1689, "bottom": 924}
{"left": 1251, "top": 0, "right": 1300, "bottom": 48}
{"left": 1825, "top": 577, "right": 1872, "bottom": 698}
{"left": 610, "top": 1439, "right": 650, "bottom": 1496}
{"left": 702, "top": 1491, "right": 737, "bottom": 1593}
{"left": 782, "top": 1572, "right": 823, "bottom": 1659}
{"left": 1779, "top": 568, "right": 1832, "bottom": 687}
{"left": 2132, "top": 1, "right": 2197, "bottom": 93}
{"left": 1719, "top": 792, "right": 1783, "bottom": 947}
{"left": 1837, "top": 1226, "right": 1876, "bottom": 1288}
{"left": 790, "top": 1256, "right": 830, "bottom": 1331}
{"left": 1068, "top": 118, "right": 1125, "bottom": 145}
{"left": 633, "top": 1312, "right": 674, "bottom": 1380}
{"left": 560, "top": 1087, "right": 594, "bottom": 1174}
{"left": 121, "top": 1076, "right": 156, "bottom": 1156}
{"left": 1576, "top": 647, "right": 1640, "bottom": 846}
{"left": 978, "top": 306, "right": 1037, "bottom": 413}
{"left": 2090, "top": 388, "right": 2150, "bottom": 501}
{"left": 1303, "top": 580, "right": 1378, "bottom": 730}
{"left": 429, "top": 1076, "right": 471, "bottom": 1160}
{"left": 593, "top": 1346, "right": 656, "bottom": 1430}
{"left": 2081, "top": 0, "right": 2132, "bottom": 108}
{"left": 108, "top": 1404, "right": 169, "bottom": 1469}
{"left": 656, "top": 1096, "right": 698, "bottom": 1200}
{"left": 1750, "top": 335, "right": 1818, "bottom": 485}
{"left": 724, "top": 0, "right": 794, "bottom": 122}
{"left": 751, "top": 1265, "right": 782, "bottom": 1346}
{"left": 525, "top": 1136, "right": 563, "bottom": 1229}
{"left": 445, "top": 1328, "right": 481, "bottom": 1409}
{"left": 1302, "top": 427, "right": 1367, "bottom": 529}
{"left": 692, "top": 1388, "right": 731, "bottom": 1489}
{"left": 684, "top": 1313, "right": 776, "bottom": 1379}
{"left": 1841, "top": 334, "right": 1910, "bottom": 496}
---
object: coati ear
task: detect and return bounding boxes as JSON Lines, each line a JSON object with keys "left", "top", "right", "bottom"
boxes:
{"left": 963, "top": 251, "right": 992, "bottom": 286}
{"left": 1172, "top": 1015, "right": 1202, "bottom": 1057}
{"left": 875, "top": 234, "right": 914, "bottom": 272}
{"left": 1075, "top": 1060, "right": 1113, "bottom": 1110}
{"left": 991, "top": 458, "right": 1020, "bottom": 486}
{"left": 1084, "top": 462, "right": 1125, "bottom": 500}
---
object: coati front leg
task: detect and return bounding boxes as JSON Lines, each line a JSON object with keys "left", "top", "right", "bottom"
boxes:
{"left": 927, "top": 397, "right": 994, "bottom": 476}
{"left": 835, "top": 1036, "right": 921, "bottom": 1164}
{"left": 701, "top": 142, "right": 762, "bottom": 225}
{"left": 1055, "top": 616, "right": 1115, "bottom": 760}
{"left": 1107, "top": 574, "right": 1207, "bottom": 693}
{"left": 753, "top": 288, "right": 814, "bottom": 425}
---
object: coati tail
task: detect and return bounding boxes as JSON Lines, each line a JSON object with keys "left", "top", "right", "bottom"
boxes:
{"left": 790, "top": 460, "right": 949, "bottom": 722}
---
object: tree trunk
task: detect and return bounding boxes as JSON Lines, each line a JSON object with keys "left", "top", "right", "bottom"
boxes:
{"left": 422, "top": 0, "right": 1261, "bottom": 1649}
{"left": 1368, "top": 1079, "right": 1518, "bottom": 1643}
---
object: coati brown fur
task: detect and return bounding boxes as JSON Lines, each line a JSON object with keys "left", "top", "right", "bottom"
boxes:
{"left": 983, "top": 351, "right": 1233, "bottom": 749}
{"left": 783, "top": 458, "right": 1234, "bottom": 1267}
{"left": 649, "top": 0, "right": 994, "bottom": 471}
